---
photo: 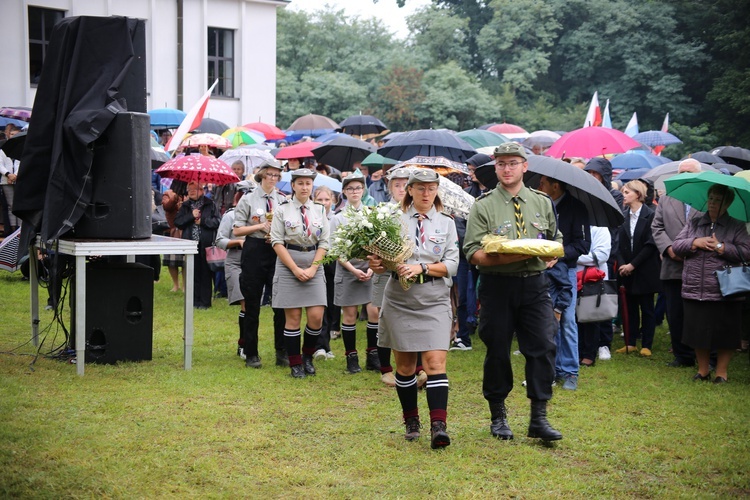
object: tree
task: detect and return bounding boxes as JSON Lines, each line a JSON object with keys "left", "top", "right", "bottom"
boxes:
{"left": 405, "top": 5, "right": 471, "bottom": 70}
{"left": 373, "top": 65, "right": 426, "bottom": 131}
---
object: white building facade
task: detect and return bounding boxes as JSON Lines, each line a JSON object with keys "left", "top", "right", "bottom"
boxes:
{"left": 0, "top": 0, "right": 288, "bottom": 127}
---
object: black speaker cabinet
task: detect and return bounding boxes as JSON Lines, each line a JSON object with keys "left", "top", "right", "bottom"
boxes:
{"left": 73, "top": 111, "right": 152, "bottom": 239}
{"left": 82, "top": 262, "right": 154, "bottom": 364}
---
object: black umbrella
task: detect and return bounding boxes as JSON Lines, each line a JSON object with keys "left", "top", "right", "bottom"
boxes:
{"left": 524, "top": 156, "right": 624, "bottom": 229}
{"left": 312, "top": 135, "right": 376, "bottom": 171}
{"left": 378, "top": 129, "right": 476, "bottom": 163}
{"left": 0, "top": 131, "right": 27, "bottom": 161}
{"left": 192, "top": 117, "right": 229, "bottom": 135}
{"left": 339, "top": 114, "right": 388, "bottom": 137}
{"left": 684, "top": 151, "right": 724, "bottom": 165}
{"left": 710, "top": 146, "right": 750, "bottom": 169}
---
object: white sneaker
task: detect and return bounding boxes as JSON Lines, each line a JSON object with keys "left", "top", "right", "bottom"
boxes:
{"left": 450, "top": 339, "right": 473, "bottom": 351}
{"left": 598, "top": 346, "right": 611, "bottom": 361}
{"left": 325, "top": 351, "right": 335, "bottom": 360}
{"left": 238, "top": 347, "right": 247, "bottom": 360}
{"left": 330, "top": 330, "right": 340, "bottom": 340}
{"left": 313, "top": 349, "right": 327, "bottom": 361}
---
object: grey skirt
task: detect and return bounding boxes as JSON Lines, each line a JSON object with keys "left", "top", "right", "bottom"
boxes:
{"left": 378, "top": 276, "right": 452, "bottom": 352}
{"left": 370, "top": 273, "right": 388, "bottom": 308}
{"left": 333, "top": 259, "right": 373, "bottom": 307}
{"left": 224, "top": 248, "right": 243, "bottom": 306}
{"left": 272, "top": 248, "right": 327, "bottom": 308}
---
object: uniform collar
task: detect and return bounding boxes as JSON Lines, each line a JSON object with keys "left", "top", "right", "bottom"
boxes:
{"left": 406, "top": 204, "right": 436, "bottom": 220}
{"left": 292, "top": 196, "right": 311, "bottom": 210}
{"left": 496, "top": 184, "right": 531, "bottom": 204}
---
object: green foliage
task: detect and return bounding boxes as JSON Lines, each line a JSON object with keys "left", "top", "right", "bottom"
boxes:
{"left": 373, "top": 65, "right": 426, "bottom": 131}
{"left": 659, "top": 122, "right": 720, "bottom": 161}
{"left": 406, "top": 5, "right": 471, "bottom": 70}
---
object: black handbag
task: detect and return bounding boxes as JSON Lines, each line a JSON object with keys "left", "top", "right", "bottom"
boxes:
{"left": 715, "top": 247, "right": 750, "bottom": 297}
{"left": 576, "top": 257, "right": 619, "bottom": 323}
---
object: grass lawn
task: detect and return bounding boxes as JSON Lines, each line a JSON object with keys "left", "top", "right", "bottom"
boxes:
{"left": 1, "top": 270, "right": 749, "bottom": 498}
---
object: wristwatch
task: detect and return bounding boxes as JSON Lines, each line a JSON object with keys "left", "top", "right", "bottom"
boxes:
{"left": 716, "top": 243, "right": 724, "bottom": 250}
{"left": 420, "top": 263, "right": 429, "bottom": 275}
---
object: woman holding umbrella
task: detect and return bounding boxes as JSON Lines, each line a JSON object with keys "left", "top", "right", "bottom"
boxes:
{"left": 672, "top": 184, "right": 750, "bottom": 383}
{"left": 174, "top": 181, "right": 222, "bottom": 309}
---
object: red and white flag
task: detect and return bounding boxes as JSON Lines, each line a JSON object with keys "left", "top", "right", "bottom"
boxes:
{"left": 583, "top": 91, "right": 602, "bottom": 128}
{"left": 653, "top": 113, "right": 670, "bottom": 156}
{"left": 166, "top": 79, "right": 219, "bottom": 152}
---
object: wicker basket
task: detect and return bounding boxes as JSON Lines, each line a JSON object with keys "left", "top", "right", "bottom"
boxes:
{"left": 363, "top": 235, "right": 417, "bottom": 290}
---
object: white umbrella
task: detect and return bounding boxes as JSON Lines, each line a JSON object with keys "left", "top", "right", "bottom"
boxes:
{"left": 0, "top": 227, "right": 23, "bottom": 272}
{"left": 219, "top": 147, "right": 280, "bottom": 177}
{"left": 397, "top": 166, "right": 475, "bottom": 219}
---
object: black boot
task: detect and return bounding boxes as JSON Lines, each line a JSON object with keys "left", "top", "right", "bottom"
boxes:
{"left": 290, "top": 364, "right": 306, "bottom": 379}
{"left": 302, "top": 354, "right": 316, "bottom": 375}
{"left": 346, "top": 352, "right": 362, "bottom": 374}
{"left": 365, "top": 350, "right": 381, "bottom": 371}
{"left": 489, "top": 401, "right": 513, "bottom": 440}
{"left": 404, "top": 416, "right": 421, "bottom": 441}
{"left": 527, "top": 400, "right": 562, "bottom": 441}
{"left": 276, "top": 349, "right": 289, "bottom": 367}
{"left": 430, "top": 421, "right": 450, "bottom": 449}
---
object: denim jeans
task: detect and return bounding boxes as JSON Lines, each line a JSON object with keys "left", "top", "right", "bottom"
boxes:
{"left": 551, "top": 267, "right": 579, "bottom": 378}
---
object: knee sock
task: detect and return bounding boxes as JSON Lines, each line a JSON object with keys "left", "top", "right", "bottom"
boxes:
{"left": 302, "top": 325, "right": 322, "bottom": 356}
{"left": 395, "top": 372, "right": 419, "bottom": 420}
{"left": 284, "top": 329, "right": 301, "bottom": 366}
{"left": 366, "top": 322, "right": 378, "bottom": 352}
{"left": 426, "top": 373, "right": 449, "bottom": 423}
{"left": 237, "top": 311, "right": 245, "bottom": 346}
{"left": 342, "top": 323, "right": 357, "bottom": 355}
{"left": 378, "top": 346, "right": 393, "bottom": 373}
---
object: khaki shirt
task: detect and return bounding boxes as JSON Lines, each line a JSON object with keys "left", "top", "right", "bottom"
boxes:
{"left": 233, "top": 187, "right": 285, "bottom": 239}
{"left": 403, "top": 205, "right": 460, "bottom": 278}
{"left": 463, "top": 185, "right": 562, "bottom": 274}
{"left": 270, "top": 196, "right": 330, "bottom": 249}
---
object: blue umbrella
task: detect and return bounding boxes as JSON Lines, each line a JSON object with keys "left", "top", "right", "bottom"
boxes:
{"left": 615, "top": 168, "right": 652, "bottom": 182}
{"left": 148, "top": 108, "right": 186, "bottom": 128}
{"left": 277, "top": 171, "right": 342, "bottom": 194}
{"left": 378, "top": 129, "right": 476, "bottom": 162}
{"left": 316, "top": 131, "right": 348, "bottom": 143}
{"left": 611, "top": 153, "right": 671, "bottom": 170}
{"left": 0, "top": 117, "right": 29, "bottom": 129}
{"left": 633, "top": 130, "right": 682, "bottom": 147}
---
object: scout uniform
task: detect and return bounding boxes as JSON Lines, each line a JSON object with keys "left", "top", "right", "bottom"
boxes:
{"left": 234, "top": 165, "right": 286, "bottom": 367}
{"left": 462, "top": 142, "right": 562, "bottom": 442}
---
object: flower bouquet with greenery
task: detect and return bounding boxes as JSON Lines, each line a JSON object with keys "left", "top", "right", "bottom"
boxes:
{"left": 319, "top": 203, "right": 416, "bottom": 289}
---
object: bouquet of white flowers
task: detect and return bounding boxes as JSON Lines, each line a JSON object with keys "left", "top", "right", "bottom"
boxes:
{"left": 320, "top": 203, "right": 417, "bottom": 289}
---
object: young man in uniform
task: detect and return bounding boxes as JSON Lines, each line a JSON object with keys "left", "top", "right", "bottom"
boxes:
{"left": 463, "top": 142, "right": 563, "bottom": 443}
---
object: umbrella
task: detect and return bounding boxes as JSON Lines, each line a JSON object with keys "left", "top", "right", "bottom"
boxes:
{"left": 715, "top": 163, "right": 742, "bottom": 175}
{"left": 218, "top": 147, "right": 280, "bottom": 173}
{"left": 221, "top": 127, "right": 265, "bottom": 147}
{"left": 312, "top": 135, "right": 376, "bottom": 171}
{"left": 378, "top": 129, "right": 476, "bottom": 163}
{"left": 0, "top": 227, "right": 24, "bottom": 272}
{"left": 545, "top": 127, "right": 641, "bottom": 159}
{"left": 380, "top": 131, "right": 405, "bottom": 143}
{"left": 710, "top": 146, "right": 750, "bottom": 170}
{"left": 610, "top": 152, "right": 670, "bottom": 170}
{"left": 684, "top": 151, "right": 724, "bottom": 165}
{"left": 148, "top": 108, "right": 186, "bottom": 128}
{"left": 361, "top": 152, "right": 398, "bottom": 170}
{"left": 487, "top": 123, "right": 529, "bottom": 140}
{"left": 615, "top": 168, "right": 652, "bottom": 182}
{"left": 395, "top": 155, "right": 470, "bottom": 175}
{"left": 395, "top": 166, "right": 475, "bottom": 218}
{"left": 315, "top": 131, "right": 348, "bottom": 143}
{"left": 180, "top": 133, "right": 232, "bottom": 150}
{"left": 0, "top": 131, "right": 27, "bottom": 161}
{"left": 243, "top": 121, "right": 286, "bottom": 140}
{"left": 522, "top": 130, "right": 562, "bottom": 149}
{"left": 150, "top": 137, "right": 171, "bottom": 168}
{"left": 456, "top": 129, "right": 508, "bottom": 149}
{"left": 274, "top": 141, "right": 322, "bottom": 160}
{"left": 633, "top": 130, "right": 682, "bottom": 147}
{"left": 155, "top": 154, "right": 240, "bottom": 186}
{"left": 192, "top": 117, "right": 230, "bottom": 135}
{"left": 524, "top": 155, "right": 625, "bottom": 228}
{"left": 0, "top": 117, "right": 29, "bottom": 129}
{"left": 642, "top": 160, "right": 720, "bottom": 192}
{"left": 0, "top": 106, "right": 32, "bottom": 121}
{"left": 664, "top": 171, "right": 750, "bottom": 222}
{"left": 339, "top": 114, "right": 389, "bottom": 137}
{"left": 287, "top": 113, "right": 339, "bottom": 132}
{"left": 277, "top": 171, "right": 342, "bottom": 194}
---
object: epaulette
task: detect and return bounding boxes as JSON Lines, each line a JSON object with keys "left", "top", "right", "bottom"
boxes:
{"left": 439, "top": 211, "right": 454, "bottom": 219}
{"left": 476, "top": 188, "right": 495, "bottom": 201}
{"left": 313, "top": 201, "right": 325, "bottom": 207}
{"left": 333, "top": 207, "right": 344, "bottom": 215}
{"left": 279, "top": 199, "right": 290, "bottom": 206}
{"left": 529, "top": 187, "right": 554, "bottom": 203}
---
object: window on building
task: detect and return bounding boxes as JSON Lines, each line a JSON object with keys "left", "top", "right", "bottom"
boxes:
{"left": 28, "top": 6, "right": 65, "bottom": 85}
{"left": 207, "top": 28, "right": 234, "bottom": 98}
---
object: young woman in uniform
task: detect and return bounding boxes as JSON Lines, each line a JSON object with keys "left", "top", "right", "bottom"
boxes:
{"left": 368, "top": 169, "right": 459, "bottom": 449}
{"left": 270, "top": 168, "right": 330, "bottom": 378}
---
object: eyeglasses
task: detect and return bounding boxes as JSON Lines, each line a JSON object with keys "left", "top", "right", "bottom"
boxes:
{"left": 345, "top": 186, "right": 364, "bottom": 192}
{"left": 266, "top": 173, "right": 281, "bottom": 179}
{"left": 495, "top": 160, "right": 525, "bottom": 170}
{"left": 411, "top": 185, "right": 439, "bottom": 194}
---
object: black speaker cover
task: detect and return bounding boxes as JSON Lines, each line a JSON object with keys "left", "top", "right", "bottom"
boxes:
{"left": 73, "top": 111, "right": 152, "bottom": 239}
{"left": 83, "top": 262, "right": 154, "bottom": 364}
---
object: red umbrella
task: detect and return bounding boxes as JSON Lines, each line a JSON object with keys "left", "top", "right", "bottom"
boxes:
{"left": 243, "top": 121, "right": 286, "bottom": 140}
{"left": 487, "top": 123, "right": 528, "bottom": 139}
{"left": 275, "top": 141, "right": 321, "bottom": 160}
{"left": 0, "top": 106, "right": 32, "bottom": 121}
{"left": 155, "top": 154, "right": 240, "bottom": 186}
{"left": 545, "top": 127, "right": 641, "bottom": 159}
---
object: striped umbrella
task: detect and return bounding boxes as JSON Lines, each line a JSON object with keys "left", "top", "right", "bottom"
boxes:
{"left": 221, "top": 127, "right": 265, "bottom": 147}
{"left": 0, "top": 228, "right": 22, "bottom": 272}
{"left": 0, "top": 107, "right": 32, "bottom": 122}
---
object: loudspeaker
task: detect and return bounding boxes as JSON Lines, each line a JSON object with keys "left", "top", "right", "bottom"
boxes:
{"left": 73, "top": 111, "right": 152, "bottom": 239}
{"left": 122, "top": 18, "right": 147, "bottom": 113}
{"left": 81, "top": 262, "right": 154, "bottom": 364}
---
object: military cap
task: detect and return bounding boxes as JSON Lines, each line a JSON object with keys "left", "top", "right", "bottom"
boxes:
{"left": 493, "top": 142, "right": 528, "bottom": 160}
{"left": 407, "top": 168, "right": 440, "bottom": 186}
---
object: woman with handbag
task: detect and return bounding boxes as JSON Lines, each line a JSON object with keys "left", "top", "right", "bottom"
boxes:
{"left": 576, "top": 226, "right": 613, "bottom": 366}
{"left": 672, "top": 184, "right": 750, "bottom": 383}
{"left": 615, "top": 180, "right": 662, "bottom": 357}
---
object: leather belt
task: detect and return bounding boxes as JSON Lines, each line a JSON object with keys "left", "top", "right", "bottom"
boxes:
{"left": 391, "top": 272, "right": 436, "bottom": 284}
{"left": 483, "top": 270, "right": 543, "bottom": 278}
{"left": 286, "top": 243, "right": 318, "bottom": 252}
